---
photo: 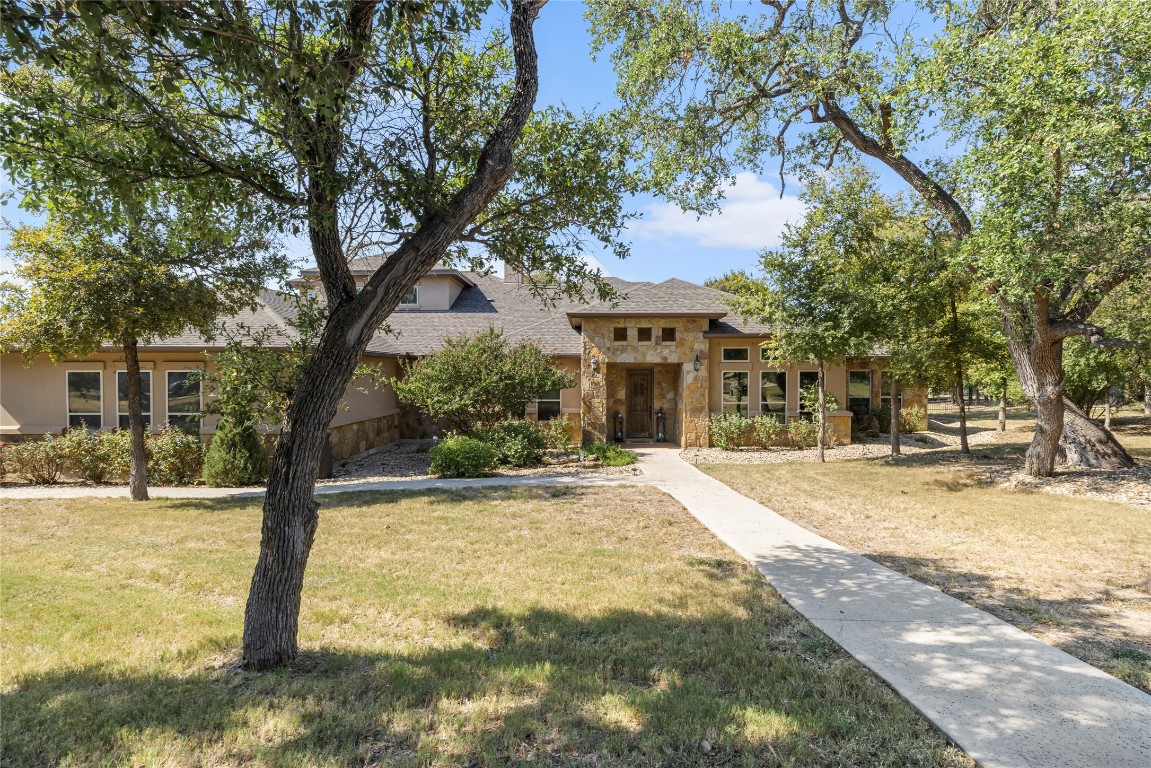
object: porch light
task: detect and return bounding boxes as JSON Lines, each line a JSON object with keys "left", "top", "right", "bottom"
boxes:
{"left": 591, "top": 356, "right": 599, "bottom": 373}
{"left": 692, "top": 354, "right": 701, "bottom": 372}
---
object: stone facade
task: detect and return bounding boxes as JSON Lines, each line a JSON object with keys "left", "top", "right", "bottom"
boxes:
{"left": 580, "top": 317, "right": 711, "bottom": 447}
{"left": 327, "top": 412, "right": 400, "bottom": 461}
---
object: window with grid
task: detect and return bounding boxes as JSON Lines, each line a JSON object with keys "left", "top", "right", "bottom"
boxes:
{"left": 166, "top": 371, "right": 202, "bottom": 434}
{"left": 67, "top": 371, "right": 102, "bottom": 429}
{"left": 848, "top": 370, "right": 872, "bottom": 416}
{"left": 722, "top": 371, "right": 749, "bottom": 415}
{"left": 536, "top": 389, "right": 562, "bottom": 422}
{"left": 760, "top": 370, "right": 787, "bottom": 421}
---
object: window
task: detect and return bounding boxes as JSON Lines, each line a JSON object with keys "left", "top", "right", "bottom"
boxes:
{"left": 536, "top": 389, "right": 562, "bottom": 422}
{"left": 613, "top": 327, "right": 628, "bottom": 343}
{"left": 722, "top": 347, "right": 750, "bottom": 362}
{"left": 66, "top": 371, "right": 102, "bottom": 429}
{"left": 400, "top": 285, "right": 418, "bottom": 306}
{"left": 166, "top": 371, "right": 202, "bottom": 434}
{"left": 722, "top": 371, "right": 749, "bottom": 415}
{"left": 848, "top": 370, "right": 872, "bottom": 417}
{"left": 798, "top": 371, "right": 819, "bottom": 420}
{"left": 637, "top": 327, "right": 652, "bottom": 343}
{"left": 760, "top": 370, "right": 787, "bottom": 421}
{"left": 880, "top": 371, "right": 904, "bottom": 416}
{"left": 760, "top": 346, "right": 773, "bottom": 362}
{"left": 661, "top": 327, "right": 676, "bottom": 342}
{"left": 117, "top": 371, "right": 152, "bottom": 429}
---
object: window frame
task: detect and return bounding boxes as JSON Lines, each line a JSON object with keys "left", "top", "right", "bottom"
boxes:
{"left": 759, "top": 370, "right": 788, "bottom": 423}
{"left": 637, "top": 326, "right": 653, "bottom": 344}
{"left": 880, "top": 371, "right": 905, "bottom": 414}
{"left": 535, "top": 389, "right": 563, "bottom": 422}
{"left": 721, "top": 346, "right": 750, "bottom": 362}
{"left": 66, "top": 370, "right": 103, "bottom": 429}
{"left": 612, "top": 326, "right": 628, "bottom": 343}
{"left": 848, "top": 370, "right": 872, "bottom": 416}
{"left": 721, "top": 370, "right": 750, "bottom": 416}
{"left": 399, "top": 284, "right": 419, "bottom": 307}
{"left": 116, "top": 370, "right": 153, "bottom": 430}
{"left": 661, "top": 327, "right": 676, "bottom": 343}
{"left": 798, "top": 370, "right": 820, "bottom": 420}
{"left": 165, "top": 369, "right": 203, "bottom": 434}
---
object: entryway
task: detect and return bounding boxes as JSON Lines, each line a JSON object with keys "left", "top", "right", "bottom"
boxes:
{"left": 625, "top": 369, "right": 653, "bottom": 439}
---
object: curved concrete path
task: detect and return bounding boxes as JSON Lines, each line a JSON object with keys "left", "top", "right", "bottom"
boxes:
{"left": 630, "top": 446, "right": 1151, "bottom": 768}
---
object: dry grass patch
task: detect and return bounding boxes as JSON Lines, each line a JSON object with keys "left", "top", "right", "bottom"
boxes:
{"left": 699, "top": 457, "right": 1151, "bottom": 692}
{"left": 1, "top": 487, "right": 970, "bottom": 768}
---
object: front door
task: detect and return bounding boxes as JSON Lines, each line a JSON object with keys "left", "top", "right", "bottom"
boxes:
{"left": 626, "top": 369, "right": 653, "bottom": 439}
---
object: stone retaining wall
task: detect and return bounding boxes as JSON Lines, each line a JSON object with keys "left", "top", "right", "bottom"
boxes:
{"left": 327, "top": 412, "right": 400, "bottom": 461}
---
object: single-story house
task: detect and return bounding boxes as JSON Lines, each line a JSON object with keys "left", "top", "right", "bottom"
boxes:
{"left": 0, "top": 259, "right": 924, "bottom": 458}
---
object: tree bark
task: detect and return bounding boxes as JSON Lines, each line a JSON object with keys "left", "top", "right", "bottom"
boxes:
{"left": 1057, "top": 397, "right": 1134, "bottom": 469}
{"left": 123, "top": 338, "right": 149, "bottom": 502}
{"left": 998, "top": 377, "right": 1008, "bottom": 432}
{"left": 1144, "top": 381, "right": 1150, "bottom": 416}
{"left": 241, "top": 0, "right": 545, "bottom": 671}
{"left": 949, "top": 295, "right": 969, "bottom": 454}
{"left": 816, "top": 355, "right": 826, "bottom": 463}
{"left": 889, "top": 377, "right": 901, "bottom": 457}
{"left": 1103, "top": 396, "right": 1112, "bottom": 430}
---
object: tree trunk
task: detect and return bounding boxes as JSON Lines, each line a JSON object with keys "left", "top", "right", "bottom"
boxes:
{"left": 1103, "top": 396, "right": 1112, "bottom": 430}
{"left": 241, "top": 0, "right": 544, "bottom": 671}
{"left": 998, "top": 377, "right": 1008, "bottom": 432}
{"left": 816, "top": 355, "right": 826, "bottom": 463}
{"left": 889, "top": 377, "right": 901, "bottom": 457}
{"left": 1057, "top": 397, "right": 1134, "bottom": 469}
{"left": 949, "top": 296, "right": 969, "bottom": 454}
{"left": 123, "top": 339, "right": 149, "bottom": 502}
{"left": 1144, "top": 381, "right": 1150, "bottom": 416}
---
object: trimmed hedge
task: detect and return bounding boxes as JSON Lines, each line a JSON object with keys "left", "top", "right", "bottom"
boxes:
{"left": 429, "top": 436, "right": 498, "bottom": 478}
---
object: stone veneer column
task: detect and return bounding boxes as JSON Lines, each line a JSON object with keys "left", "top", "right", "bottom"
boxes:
{"left": 581, "top": 333, "right": 608, "bottom": 443}
{"left": 680, "top": 353, "right": 709, "bottom": 447}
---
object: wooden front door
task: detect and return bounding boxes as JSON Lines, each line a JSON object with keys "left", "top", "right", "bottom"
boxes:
{"left": 626, "top": 369, "right": 653, "bottom": 438}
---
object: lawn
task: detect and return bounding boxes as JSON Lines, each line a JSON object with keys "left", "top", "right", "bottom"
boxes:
{"left": 699, "top": 443, "right": 1151, "bottom": 692}
{"left": 0, "top": 487, "right": 971, "bottom": 768}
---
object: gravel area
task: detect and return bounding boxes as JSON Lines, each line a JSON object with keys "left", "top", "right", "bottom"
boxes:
{"left": 983, "top": 463, "right": 1151, "bottom": 512}
{"left": 322, "top": 442, "right": 642, "bottom": 484}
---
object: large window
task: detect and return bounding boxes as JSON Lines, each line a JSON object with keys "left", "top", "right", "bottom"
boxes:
{"left": 848, "top": 370, "right": 872, "bottom": 417}
{"left": 536, "top": 389, "right": 562, "bottom": 422}
{"left": 798, "top": 371, "right": 819, "bottom": 420}
{"left": 722, "top": 347, "right": 749, "bottom": 362}
{"left": 117, "top": 371, "right": 152, "bottom": 429}
{"left": 880, "top": 371, "right": 904, "bottom": 416}
{"left": 66, "top": 371, "right": 102, "bottom": 429}
{"left": 722, "top": 371, "right": 749, "bottom": 415}
{"left": 400, "top": 285, "right": 418, "bottom": 306}
{"left": 166, "top": 371, "right": 202, "bottom": 434}
{"left": 760, "top": 371, "right": 787, "bottom": 421}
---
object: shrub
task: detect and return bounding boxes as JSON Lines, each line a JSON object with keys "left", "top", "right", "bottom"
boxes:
{"left": 539, "top": 415, "right": 575, "bottom": 451}
{"left": 851, "top": 411, "right": 882, "bottom": 439}
{"left": 428, "top": 435, "right": 498, "bottom": 478}
{"left": 476, "top": 420, "right": 547, "bottom": 468}
{"left": 900, "top": 405, "right": 927, "bottom": 433}
{"left": 583, "top": 441, "right": 637, "bottom": 466}
{"left": 709, "top": 412, "right": 752, "bottom": 450}
{"left": 58, "top": 426, "right": 130, "bottom": 483}
{"left": 786, "top": 418, "right": 819, "bottom": 449}
{"left": 798, "top": 386, "right": 841, "bottom": 416}
{"left": 4, "top": 435, "right": 66, "bottom": 484}
{"left": 204, "top": 417, "right": 268, "bottom": 487}
{"left": 148, "top": 425, "right": 204, "bottom": 485}
{"left": 750, "top": 414, "right": 785, "bottom": 448}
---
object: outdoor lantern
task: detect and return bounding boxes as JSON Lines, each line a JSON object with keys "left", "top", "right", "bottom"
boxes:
{"left": 656, "top": 407, "right": 667, "bottom": 443}
{"left": 613, "top": 411, "right": 624, "bottom": 442}
{"left": 590, "top": 356, "right": 599, "bottom": 373}
{"left": 692, "top": 354, "right": 701, "bottom": 372}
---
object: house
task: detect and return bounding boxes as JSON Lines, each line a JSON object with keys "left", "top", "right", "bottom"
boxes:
{"left": 0, "top": 259, "right": 924, "bottom": 458}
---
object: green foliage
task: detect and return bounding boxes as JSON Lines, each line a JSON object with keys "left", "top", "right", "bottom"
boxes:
{"left": 3, "top": 435, "right": 66, "bottom": 484}
{"left": 900, "top": 406, "right": 927, "bottom": 434}
{"left": 750, "top": 415, "right": 785, "bottom": 449}
{"left": 786, "top": 420, "right": 819, "bottom": 450}
{"left": 58, "top": 426, "right": 129, "bottom": 483}
{"left": 538, "top": 416, "right": 575, "bottom": 451}
{"left": 475, "top": 420, "right": 547, "bottom": 468}
{"left": 392, "top": 328, "right": 575, "bottom": 433}
{"left": 583, "top": 441, "right": 637, "bottom": 467}
{"left": 798, "top": 386, "right": 841, "bottom": 417}
{"left": 203, "top": 418, "right": 269, "bottom": 487}
{"left": 428, "top": 436, "right": 499, "bottom": 479}
{"left": 709, "top": 412, "right": 752, "bottom": 450}
{"left": 148, "top": 426, "right": 204, "bottom": 486}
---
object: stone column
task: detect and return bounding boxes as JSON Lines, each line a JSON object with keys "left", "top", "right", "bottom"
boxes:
{"left": 680, "top": 353, "right": 710, "bottom": 448}
{"left": 581, "top": 335, "right": 608, "bottom": 444}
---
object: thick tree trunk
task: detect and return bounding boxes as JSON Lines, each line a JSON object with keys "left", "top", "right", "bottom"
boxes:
{"left": 889, "top": 377, "right": 901, "bottom": 457}
{"left": 241, "top": 0, "right": 544, "bottom": 670}
{"left": 998, "top": 377, "right": 1008, "bottom": 432}
{"left": 1103, "top": 397, "right": 1112, "bottom": 430}
{"left": 123, "top": 339, "right": 149, "bottom": 502}
{"left": 1057, "top": 397, "right": 1134, "bottom": 469}
{"left": 816, "top": 356, "right": 826, "bottom": 463}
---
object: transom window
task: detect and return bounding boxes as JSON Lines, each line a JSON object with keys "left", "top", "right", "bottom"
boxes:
{"left": 848, "top": 370, "right": 872, "bottom": 417}
{"left": 760, "top": 371, "right": 787, "bottom": 421}
{"left": 722, "top": 371, "right": 749, "bottom": 415}
{"left": 613, "top": 327, "right": 628, "bottom": 343}
{"left": 721, "top": 347, "right": 749, "bottom": 362}
{"left": 166, "top": 371, "right": 202, "bottom": 434}
{"left": 66, "top": 371, "right": 102, "bottom": 429}
{"left": 117, "top": 371, "right": 152, "bottom": 430}
{"left": 637, "top": 327, "right": 652, "bottom": 343}
{"left": 400, "top": 285, "right": 418, "bottom": 306}
{"left": 536, "top": 389, "right": 562, "bottom": 422}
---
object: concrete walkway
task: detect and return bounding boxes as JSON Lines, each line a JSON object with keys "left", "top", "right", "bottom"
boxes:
{"left": 630, "top": 446, "right": 1151, "bottom": 768}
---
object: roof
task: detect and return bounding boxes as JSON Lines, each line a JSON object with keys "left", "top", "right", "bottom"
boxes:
{"left": 298, "top": 256, "right": 475, "bottom": 286}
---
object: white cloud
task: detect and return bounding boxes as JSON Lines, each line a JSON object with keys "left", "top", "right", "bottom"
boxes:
{"left": 630, "top": 172, "right": 805, "bottom": 250}
{"left": 580, "top": 253, "right": 612, "bottom": 277}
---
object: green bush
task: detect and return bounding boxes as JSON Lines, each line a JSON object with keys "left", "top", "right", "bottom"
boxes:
{"left": 476, "top": 420, "right": 547, "bottom": 468}
{"left": 539, "top": 416, "right": 574, "bottom": 451}
{"left": 583, "top": 441, "right": 637, "bottom": 466}
{"left": 709, "top": 412, "right": 752, "bottom": 450}
{"left": 203, "top": 417, "right": 268, "bottom": 487}
{"left": 4, "top": 435, "right": 66, "bottom": 484}
{"left": 786, "top": 418, "right": 819, "bottom": 448}
{"left": 900, "top": 405, "right": 927, "bottom": 433}
{"left": 798, "top": 386, "right": 841, "bottom": 416}
{"left": 428, "top": 435, "right": 498, "bottom": 478}
{"left": 750, "top": 414, "right": 785, "bottom": 448}
{"left": 58, "top": 426, "right": 130, "bottom": 483}
{"left": 149, "top": 425, "right": 204, "bottom": 485}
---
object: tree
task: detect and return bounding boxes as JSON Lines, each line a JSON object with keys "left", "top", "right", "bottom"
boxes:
{"left": 391, "top": 328, "right": 574, "bottom": 433}
{"left": 588, "top": 0, "right": 1148, "bottom": 476}
{"left": 0, "top": 213, "right": 282, "bottom": 501}
{"left": 3, "top": 0, "right": 632, "bottom": 668}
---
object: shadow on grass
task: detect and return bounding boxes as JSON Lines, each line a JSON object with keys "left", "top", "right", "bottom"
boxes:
{"left": 2, "top": 599, "right": 962, "bottom": 767}
{"left": 160, "top": 486, "right": 604, "bottom": 513}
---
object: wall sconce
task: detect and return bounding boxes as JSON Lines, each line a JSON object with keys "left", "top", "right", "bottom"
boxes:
{"left": 590, "top": 357, "right": 599, "bottom": 373}
{"left": 692, "top": 354, "right": 701, "bottom": 372}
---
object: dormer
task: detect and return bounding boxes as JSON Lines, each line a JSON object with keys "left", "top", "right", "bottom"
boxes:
{"left": 294, "top": 257, "right": 475, "bottom": 310}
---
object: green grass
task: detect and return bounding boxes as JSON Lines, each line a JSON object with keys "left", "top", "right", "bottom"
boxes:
{"left": 0, "top": 487, "right": 970, "bottom": 768}
{"left": 698, "top": 457, "right": 1151, "bottom": 692}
